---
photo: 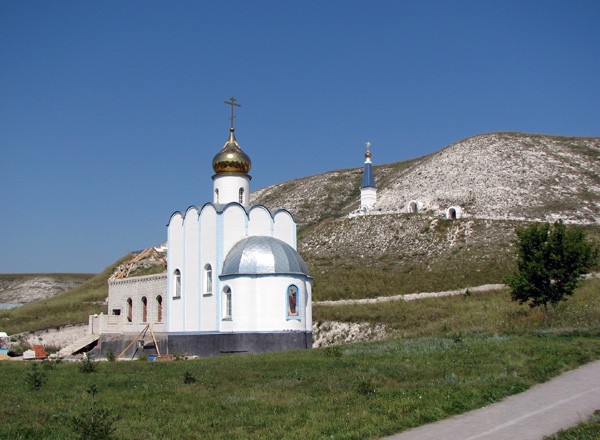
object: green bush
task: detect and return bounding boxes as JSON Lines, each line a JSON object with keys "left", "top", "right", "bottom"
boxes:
{"left": 70, "top": 385, "right": 117, "bottom": 440}
{"left": 23, "top": 362, "right": 46, "bottom": 391}
{"left": 79, "top": 356, "right": 97, "bottom": 374}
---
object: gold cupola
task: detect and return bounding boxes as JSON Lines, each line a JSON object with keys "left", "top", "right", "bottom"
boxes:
{"left": 212, "top": 97, "right": 251, "bottom": 175}
{"left": 212, "top": 126, "right": 252, "bottom": 174}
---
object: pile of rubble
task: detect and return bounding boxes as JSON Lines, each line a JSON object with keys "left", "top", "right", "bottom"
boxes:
{"left": 110, "top": 244, "right": 167, "bottom": 280}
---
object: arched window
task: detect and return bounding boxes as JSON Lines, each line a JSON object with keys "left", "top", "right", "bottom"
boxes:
{"left": 409, "top": 201, "right": 418, "bottom": 213}
{"left": 204, "top": 264, "right": 213, "bottom": 295}
{"left": 286, "top": 284, "right": 301, "bottom": 320}
{"left": 215, "top": 188, "right": 219, "bottom": 203}
{"left": 156, "top": 295, "right": 163, "bottom": 322}
{"left": 127, "top": 298, "right": 133, "bottom": 323}
{"left": 222, "top": 287, "right": 232, "bottom": 320}
{"left": 239, "top": 187, "right": 244, "bottom": 204}
{"left": 141, "top": 296, "right": 148, "bottom": 322}
{"left": 173, "top": 269, "right": 181, "bottom": 298}
{"left": 449, "top": 208, "right": 457, "bottom": 219}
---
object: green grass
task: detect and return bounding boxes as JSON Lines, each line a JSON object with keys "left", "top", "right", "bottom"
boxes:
{"left": 314, "top": 278, "right": 600, "bottom": 337}
{"left": 309, "top": 254, "right": 515, "bottom": 301}
{"left": 1, "top": 279, "right": 600, "bottom": 438}
{"left": 0, "top": 255, "right": 132, "bottom": 334}
{"left": 545, "top": 410, "right": 600, "bottom": 440}
{"left": 1, "top": 334, "right": 600, "bottom": 440}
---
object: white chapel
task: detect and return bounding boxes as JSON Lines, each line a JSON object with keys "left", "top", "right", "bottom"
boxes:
{"left": 91, "top": 98, "right": 313, "bottom": 357}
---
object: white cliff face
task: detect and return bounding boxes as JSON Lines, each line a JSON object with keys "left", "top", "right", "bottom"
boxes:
{"left": 375, "top": 133, "right": 600, "bottom": 223}
{"left": 253, "top": 132, "right": 600, "bottom": 227}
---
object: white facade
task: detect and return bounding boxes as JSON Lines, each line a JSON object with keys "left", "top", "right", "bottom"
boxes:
{"left": 91, "top": 274, "right": 167, "bottom": 335}
{"left": 361, "top": 187, "right": 377, "bottom": 210}
{"left": 94, "top": 104, "right": 312, "bottom": 356}
{"left": 166, "top": 202, "right": 311, "bottom": 334}
{"left": 213, "top": 173, "right": 251, "bottom": 208}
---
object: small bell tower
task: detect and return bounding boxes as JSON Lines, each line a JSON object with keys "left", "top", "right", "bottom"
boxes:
{"left": 360, "top": 141, "right": 377, "bottom": 211}
{"left": 211, "top": 97, "right": 252, "bottom": 207}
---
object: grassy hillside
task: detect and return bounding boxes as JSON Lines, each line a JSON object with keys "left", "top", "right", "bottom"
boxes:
{"left": 315, "top": 278, "right": 600, "bottom": 337}
{"left": 0, "top": 255, "right": 132, "bottom": 334}
{"left": 1, "top": 278, "right": 600, "bottom": 439}
{"left": 304, "top": 218, "right": 600, "bottom": 301}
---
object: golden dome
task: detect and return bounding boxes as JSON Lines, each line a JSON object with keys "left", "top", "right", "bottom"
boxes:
{"left": 212, "top": 128, "right": 251, "bottom": 174}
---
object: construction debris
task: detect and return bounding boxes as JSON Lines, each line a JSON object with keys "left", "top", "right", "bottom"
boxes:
{"left": 110, "top": 245, "right": 167, "bottom": 280}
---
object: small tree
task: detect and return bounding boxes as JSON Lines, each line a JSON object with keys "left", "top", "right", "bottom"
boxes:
{"left": 70, "top": 385, "right": 117, "bottom": 440}
{"left": 24, "top": 362, "right": 47, "bottom": 391}
{"left": 506, "top": 220, "right": 598, "bottom": 309}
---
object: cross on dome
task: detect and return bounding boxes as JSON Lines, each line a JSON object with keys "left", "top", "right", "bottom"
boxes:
{"left": 224, "top": 96, "right": 241, "bottom": 130}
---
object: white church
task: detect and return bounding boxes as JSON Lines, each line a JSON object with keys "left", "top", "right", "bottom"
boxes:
{"left": 90, "top": 99, "right": 313, "bottom": 358}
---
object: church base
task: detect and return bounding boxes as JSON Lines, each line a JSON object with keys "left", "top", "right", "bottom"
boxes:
{"left": 92, "top": 331, "right": 312, "bottom": 359}
{"left": 168, "top": 331, "right": 312, "bottom": 357}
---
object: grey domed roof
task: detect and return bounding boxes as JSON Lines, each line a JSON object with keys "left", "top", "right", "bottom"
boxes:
{"left": 221, "top": 236, "right": 310, "bottom": 277}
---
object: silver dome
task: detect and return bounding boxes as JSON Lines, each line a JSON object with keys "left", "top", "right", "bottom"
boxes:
{"left": 221, "top": 236, "right": 310, "bottom": 276}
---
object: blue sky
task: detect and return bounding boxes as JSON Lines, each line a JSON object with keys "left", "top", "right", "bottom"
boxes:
{"left": 1, "top": 1, "right": 599, "bottom": 274}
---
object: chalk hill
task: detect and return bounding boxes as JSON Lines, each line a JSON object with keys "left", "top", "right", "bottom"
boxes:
{"left": 251, "top": 132, "right": 600, "bottom": 300}
{"left": 252, "top": 132, "right": 600, "bottom": 226}
{"left": 0, "top": 274, "right": 93, "bottom": 305}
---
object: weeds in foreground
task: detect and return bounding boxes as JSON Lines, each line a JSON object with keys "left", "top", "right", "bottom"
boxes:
{"left": 23, "top": 362, "right": 46, "bottom": 391}
{"left": 545, "top": 410, "right": 600, "bottom": 439}
{"left": 183, "top": 371, "right": 197, "bottom": 384}
{"left": 70, "top": 385, "right": 117, "bottom": 440}
{"left": 79, "top": 356, "right": 97, "bottom": 374}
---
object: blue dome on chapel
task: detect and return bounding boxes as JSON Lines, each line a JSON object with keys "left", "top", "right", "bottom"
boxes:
{"left": 221, "top": 236, "right": 310, "bottom": 277}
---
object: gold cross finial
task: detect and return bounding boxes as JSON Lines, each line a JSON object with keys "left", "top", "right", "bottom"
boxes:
{"left": 365, "top": 141, "right": 371, "bottom": 152}
{"left": 224, "top": 96, "right": 241, "bottom": 129}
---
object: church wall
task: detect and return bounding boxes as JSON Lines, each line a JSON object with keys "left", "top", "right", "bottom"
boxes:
{"left": 200, "top": 205, "right": 218, "bottom": 331}
{"left": 221, "top": 205, "right": 248, "bottom": 257}
{"left": 272, "top": 210, "right": 296, "bottom": 247}
{"left": 102, "top": 274, "right": 167, "bottom": 335}
{"left": 361, "top": 187, "right": 377, "bottom": 210}
{"left": 213, "top": 174, "right": 250, "bottom": 207}
{"left": 167, "top": 213, "right": 185, "bottom": 332}
{"left": 220, "top": 277, "right": 257, "bottom": 332}
{"left": 248, "top": 206, "right": 273, "bottom": 236}
{"left": 183, "top": 207, "right": 200, "bottom": 331}
{"left": 220, "top": 275, "right": 311, "bottom": 333}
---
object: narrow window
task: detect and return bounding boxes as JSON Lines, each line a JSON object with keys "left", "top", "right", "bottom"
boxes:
{"left": 239, "top": 187, "right": 244, "bottom": 204}
{"left": 222, "top": 287, "right": 232, "bottom": 319}
{"left": 174, "top": 269, "right": 181, "bottom": 298}
{"left": 142, "top": 296, "right": 148, "bottom": 322}
{"left": 127, "top": 298, "right": 133, "bottom": 323}
{"left": 410, "top": 201, "right": 418, "bottom": 213}
{"left": 204, "top": 264, "right": 213, "bottom": 295}
{"left": 215, "top": 188, "right": 219, "bottom": 203}
{"left": 156, "top": 295, "right": 163, "bottom": 322}
{"left": 286, "top": 285, "right": 300, "bottom": 319}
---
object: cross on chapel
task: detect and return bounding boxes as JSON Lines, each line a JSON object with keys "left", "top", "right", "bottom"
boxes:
{"left": 225, "top": 97, "right": 241, "bottom": 129}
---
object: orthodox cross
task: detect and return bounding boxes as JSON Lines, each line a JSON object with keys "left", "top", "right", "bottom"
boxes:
{"left": 365, "top": 141, "right": 372, "bottom": 153}
{"left": 224, "top": 96, "right": 241, "bottom": 129}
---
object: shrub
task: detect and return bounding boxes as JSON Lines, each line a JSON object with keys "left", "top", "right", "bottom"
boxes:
{"left": 24, "top": 362, "right": 46, "bottom": 391}
{"left": 79, "top": 356, "right": 98, "bottom": 374}
{"left": 183, "top": 371, "right": 197, "bottom": 384}
{"left": 105, "top": 349, "right": 115, "bottom": 362}
{"left": 70, "top": 384, "right": 117, "bottom": 440}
